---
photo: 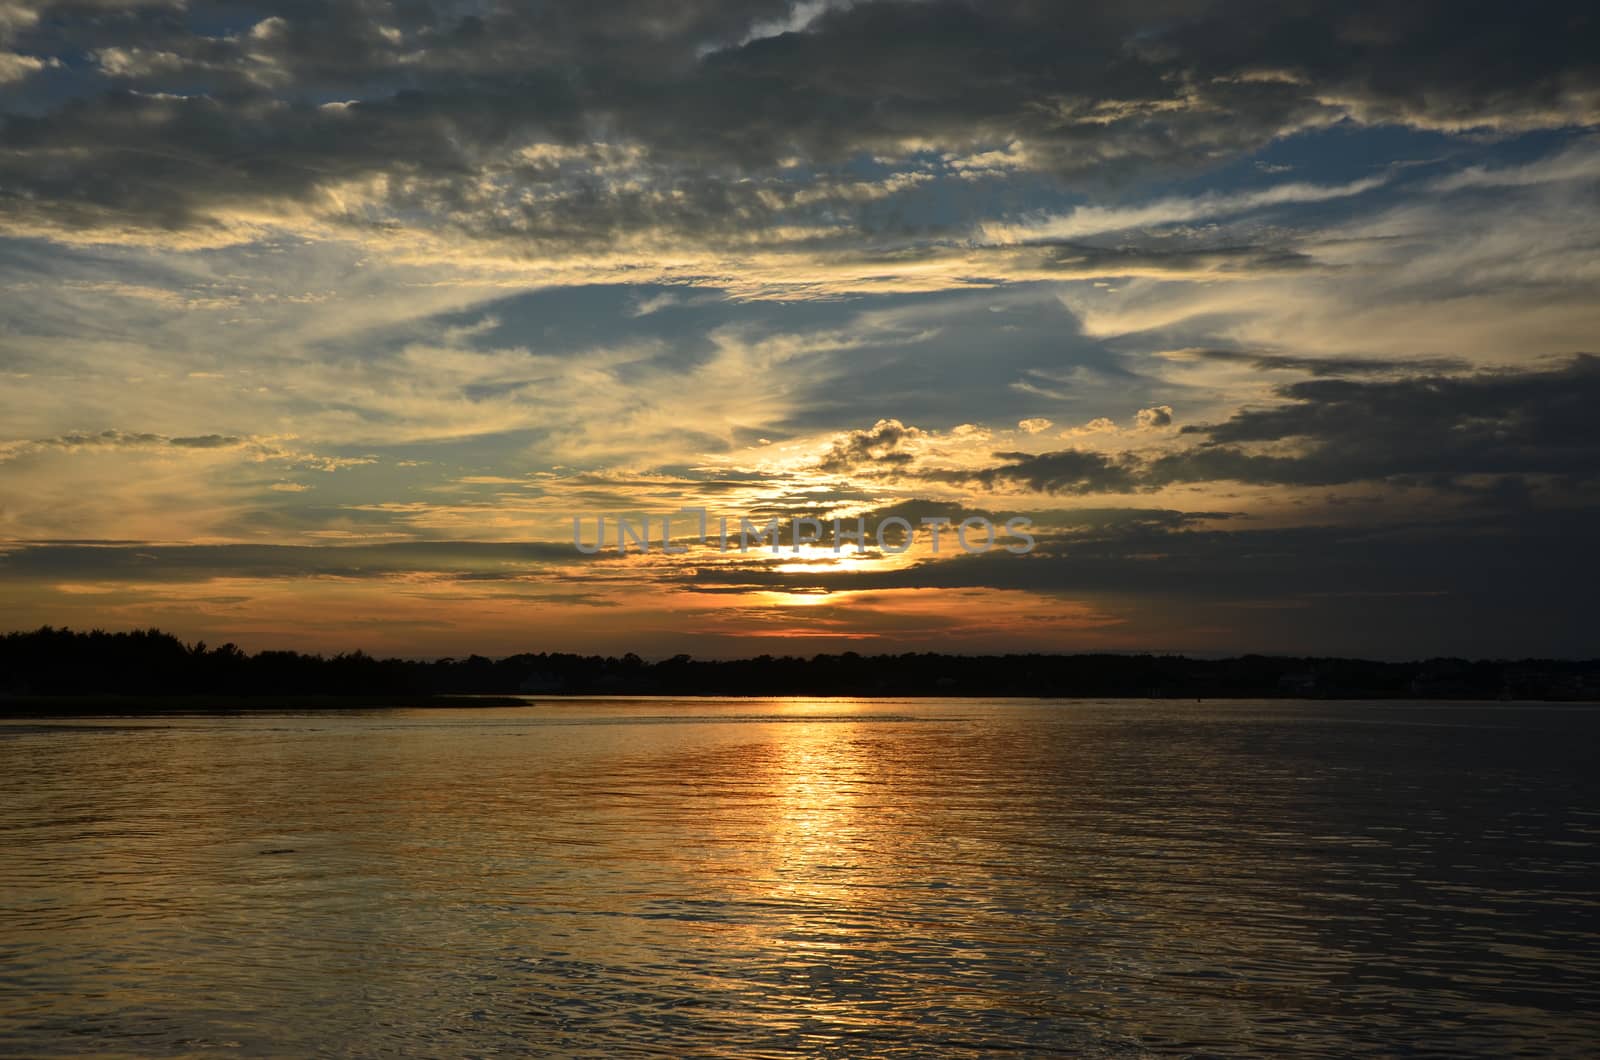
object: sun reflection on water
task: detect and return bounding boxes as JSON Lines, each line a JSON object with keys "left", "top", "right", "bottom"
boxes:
{"left": 4, "top": 701, "right": 1598, "bottom": 1056}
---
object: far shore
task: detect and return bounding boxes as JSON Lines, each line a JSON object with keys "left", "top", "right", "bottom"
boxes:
{"left": 0, "top": 694, "right": 530, "bottom": 716}
{"left": 4, "top": 692, "right": 1598, "bottom": 717}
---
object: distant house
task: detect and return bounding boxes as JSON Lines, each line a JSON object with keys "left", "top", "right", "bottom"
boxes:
{"left": 1278, "top": 670, "right": 1319, "bottom": 695}
{"left": 518, "top": 672, "right": 565, "bottom": 693}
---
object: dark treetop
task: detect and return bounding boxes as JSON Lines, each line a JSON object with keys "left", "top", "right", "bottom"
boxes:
{"left": 2, "top": 628, "right": 1597, "bottom": 706}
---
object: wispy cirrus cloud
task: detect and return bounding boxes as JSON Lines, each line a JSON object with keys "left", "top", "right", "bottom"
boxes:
{"left": 980, "top": 175, "right": 1391, "bottom": 244}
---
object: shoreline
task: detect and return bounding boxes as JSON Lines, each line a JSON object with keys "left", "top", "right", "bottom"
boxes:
{"left": 0, "top": 694, "right": 529, "bottom": 716}
{"left": 3, "top": 692, "right": 1597, "bottom": 716}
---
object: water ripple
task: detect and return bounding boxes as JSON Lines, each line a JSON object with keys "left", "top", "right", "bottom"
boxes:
{"left": 1, "top": 699, "right": 1596, "bottom": 1056}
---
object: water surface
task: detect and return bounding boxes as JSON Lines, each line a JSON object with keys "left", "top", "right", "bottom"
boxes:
{"left": 2, "top": 699, "right": 1597, "bottom": 1056}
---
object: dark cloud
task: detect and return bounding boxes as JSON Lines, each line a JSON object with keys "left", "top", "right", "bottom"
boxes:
{"left": 938, "top": 355, "right": 1600, "bottom": 494}
{"left": 1161, "top": 0, "right": 1600, "bottom": 132}
{"left": 1172, "top": 348, "right": 1471, "bottom": 377}
{"left": 670, "top": 502, "right": 1600, "bottom": 657}
{"left": 1037, "top": 242, "right": 1321, "bottom": 276}
{"left": 817, "top": 418, "right": 924, "bottom": 474}
{"left": 2, "top": 429, "right": 244, "bottom": 454}
{"left": 3, "top": 1, "right": 1595, "bottom": 240}
{"left": 0, "top": 540, "right": 577, "bottom": 582}
{"left": 1155, "top": 353, "right": 1600, "bottom": 487}
{"left": 1135, "top": 405, "right": 1173, "bottom": 429}
{"left": 933, "top": 448, "right": 1143, "bottom": 494}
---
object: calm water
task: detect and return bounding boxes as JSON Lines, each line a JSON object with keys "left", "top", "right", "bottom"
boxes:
{"left": 1, "top": 699, "right": 1597, "bottom": 1057}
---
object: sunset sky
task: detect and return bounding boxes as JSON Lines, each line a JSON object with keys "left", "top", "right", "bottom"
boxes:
{"left": 1, "top": 0, "right": 1596, "bottom": 658}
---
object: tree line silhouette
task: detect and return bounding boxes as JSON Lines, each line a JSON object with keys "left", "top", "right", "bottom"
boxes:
{"left": 2, "top": 626, "right": 1597, "bottom": 703}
